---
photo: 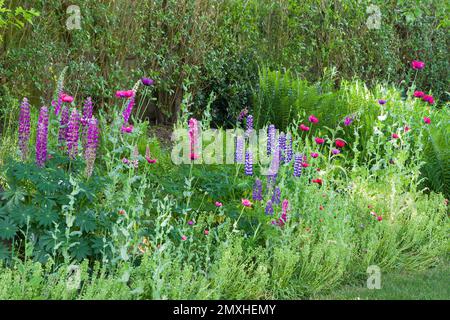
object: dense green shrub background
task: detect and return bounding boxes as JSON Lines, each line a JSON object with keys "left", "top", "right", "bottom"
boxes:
{"left": 1, "top": 0, "right": 448, "bottom": 125}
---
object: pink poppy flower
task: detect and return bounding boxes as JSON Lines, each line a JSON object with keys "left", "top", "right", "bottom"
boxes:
{"left": 413, "top": 91, "right": 425, "bottom": 98}
{"left": 115, "top": 90, "right": 134, "bottom": 98}
{"left": 411, "top": 60, "right": 425, "bottom": 70}
{"left": 215, "top": 201, "right": 223, "bottom": 207}
{"left": 301, "top": 163, "right": 310, "bottom": 168}
{"left": 392, "top": 133, "right": 399, "bottom": 139}
{"left": 423, "top": 117, "right": 431, "bottom": 124}
{"left": 308, "top": 115, "right": 319, "bottom": 124}
{"left": 422, "top": 95, "right": 434, "bottom": 105}
{"left": 242, "top": 199, "right": 252, "bottom": 207}
{"left": 377, "top": 216, "right": 383, "bottom": 222}
{"left": 204, "top": 229, "right": 209, "bottom": 235}
{"left": 335, "top": 139, "right": 346, "bottom": 148}
{"left": 312, "top": 178, "right": 323, "bottom": 185}
{"left": 181, "top": 235, "right": 187, "bottom": 241}
{"left": 61, "top": 94, "right": 74, "bottom": 103}
{"left": 315, "top": 137, "right": 325, "bottom": 145}
{"left": 404, "top": 126, "right": 410, "bottom": 132}
{"left": 299, "top": 124, "right": 310, "bottom": 131}
{"left": 311, "top": 152, "right": 319, "bottom": 158}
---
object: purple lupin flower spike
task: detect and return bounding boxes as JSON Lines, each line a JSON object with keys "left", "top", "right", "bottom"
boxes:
{"left": 265, "top": 200, "right": 274, "bottom": 215}
{"left": 245, "top": 150, "right": 253, "bottom": 176}
{"left": 85, "top": 117, "right": 99, "bottom": 178}
{"left": 245, "top": 115, "right": 253, "bottom": 137}
{"left": 82, "top": 97, "right": 94, "bottom": 149}
{"left": 58, "top": 106, "right": 70, "bottom": 145}
{"left": 293, "top": 153, "right": 303, "bottom": 177}
{"left": 272, "top": 186, "right": 281, "bottom": 205}
{"left": 35, "top": 106, "right": 49, "bottom": 167}
{"left": 267, "top": 125, "right": 276, "bottom": 156}
{"left": 67, "top": 108, "right": 81, "bottom": 159}
{"left": 18, "top": 98, "right": 31, "bottom": 160}
{"left": 252, "top": 178, "right": 263, "bottom": 201}
{"left": 235, "top": 135, "right": 244, "bottom": 163}
{"left": 122, "top": 93, "right": 136, "bottom": 124}
{"left": 285, "top": 133, "right": 293, "bottom": 163}
{"left": 278, "top": 132, "right": 286, "bottom": 162}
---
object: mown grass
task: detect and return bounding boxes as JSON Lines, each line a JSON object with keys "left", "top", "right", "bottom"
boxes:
{"left": 318, "top": 261, "right": 450, "bottom": 300}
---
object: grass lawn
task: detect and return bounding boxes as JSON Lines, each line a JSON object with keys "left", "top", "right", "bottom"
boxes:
{"left": 319, "top": 262, "right": 450, "bottom": 300}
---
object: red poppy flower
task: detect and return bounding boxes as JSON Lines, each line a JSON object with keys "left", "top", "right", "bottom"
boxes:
{"left": 315, "top": 137, "right": 325, "bottom": 145}
{"left": 335, "top": 139, "right": 346, "bottom": 148}
{"left": 312, "top": 178, "right": 323, "bottom": 185}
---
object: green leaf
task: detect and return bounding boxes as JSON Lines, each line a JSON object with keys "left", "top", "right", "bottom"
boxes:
{"left": 0, "top": 219, "right": 18, "bottom": 240}
{"left": 36, "top": 209, "right": 59, "bottom": 228}
{"left": 75, "top": 210, "right": 97, "bottom": 233}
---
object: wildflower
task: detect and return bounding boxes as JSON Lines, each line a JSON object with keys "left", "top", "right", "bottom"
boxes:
{"left": 293, "top": 154, "right": 303, "bottom": 177}
{"left": 344, "top": 116, "right": 353, "bottom": 126}
{"left": 116, "top": 90, "right": 134, "bottom": 98}
{"left": 189, "top": 118, "right": 200, "bottom": 160}
{"left": 265, "top": 200, "right": 274, "bottom": 215}
{"left": 267, "top": 124, "right": 276, "bottom": 155}
{"left": 18, "top": 98, "right": 31, "bottom": 160}
{"left": 285, "top": 133, "right": 293, "bottom": 163}
{"left": 215, "top": 201, "right": 223, "bottom": 207}
{"left": 411, "top": 60, "right": 425, "bottom": 70}
{"left": 204, "top": 229, "right": 209, "bottom": 235}
{"left": 181, "top": 235, "right": 187, "bottom": 241}
{"left": 413, "top": 91, "right": 425, "bottom": 98}
{"left": 301, "top": 162, "right": 310, "bottom": 167}
{"left": 278, "top": 132, "right": 286, "bottom": 162}
{"left": 245, "top": 150, "right": 253, "bottom": 176}
{"left": 377, "top": 216, "right": 383, "bottom": 222}
{"left": 404, "top": 126, "right": 410, "bottom": 132}
{"left": 299, "top": 124, "right": 310, "bottom": 131}
{"left": 378, "top": 99, "right": 387, "bottom": 105}
{"left": 235, "top": 135, "right": 244, "bottom": 163}
{"left": 118, "top": 209, "right": 126, "bottom": 215}
{"left": 141, "top": 77, "right": 154, "bottom": 86}
{"left": 392, "top": 133, "right": 399, "bottom": 139}
{"left": 122, "top": 95, "right": 136, "bottom": 124}
{"left": 122, "top": 158, "right": 130, "bottom": 165}
{"left": 315, "top": 137, "right": 325, "bottom": 145}
{"left": 332, "top": 149, "right": 340, "bottom": 155}
{"left": 84, "top": 118, "right": 100, "bottom": 178}
{"left": 252, "top": 178, "right": 263, "bottom": 201}
{"left": 311, "top": 152, "right": 319, "bottom": 158}
{"left": 308, "top": 115, "right": 319, "bottom": 124}
{"left": 188, "top": 220, "right": 194, "bottom": 226}
{"left": 145, "top": 145, "right": 157, "bottom": 164}
{"left": 121, "top": 125, "right": 134, "bottom": 133}
{"left": 237, "top": 108, "right": 248, "bottom": 122}
{"left": 319, "top": 205, "right": 324, "bottom": 210}
{"left": 81, "top": 97, "right": 94, "bottom": 149}
{"left": 58, "top": 106, "right": 70, "bottom": 144}
{"left": 422, "top": 95, "right": 434, "bottom": 105}
{"left": 272, "top": 187, "right": 281, "bottom": 204}
{"left": 242, "top": 199, "right": 252, "bottom": 207}
{"left": 423, "top": 117, "right": 431, "bottom": 124}
{"left": 335, "top": 139, "right": 346, "bottom": 148}
{"left": 61, "top": 93, "right": 74, "bottom": 103}
{"left": 35, "top": 106, "right": 49, "bottom": 167}
{"left": 245, "top": 115, "right": 253, "bottom": 137}
{"left": 67, "top": 108, "right": 81, "bottom": 159}
{"left": 312, "top": 178, "right": 323, "bottom": 185}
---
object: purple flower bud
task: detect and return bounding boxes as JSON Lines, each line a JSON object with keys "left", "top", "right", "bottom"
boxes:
{"left": 36, "top": 106, "right": 49, "bottom": 167}
{"left": 67, "top": 108, "right": 80, "bottom": 159}
{"left": 265, "top": 200, "right": 274, "bottom": 215}
{"left": 245, "top": 150, "right": 253, "bottom": 176}
{"left": 141, "top": 77, "right": 154, "bottom": 86}
{"left": 293, "top": 153, "right": 303, "bottom": 177}
{"left": 18, "top": 98, "right": 31, "bottom": 160}
{"left": 252, "top": 178, "right": 263, "bottom": 201}
{"left": 84, "top": 117, "right": 99, "bottom": 177}
{"left": 81, "top": 97, "right": 94, "bottom": 149}
{"left": 58, "top": 106, "right": 70, "bottom": 144}
{"left": 344, "top": 116, "right": 353, "bottom": 126}
{"left": 332, "top": 149, "right": 341, "bottom": 155}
